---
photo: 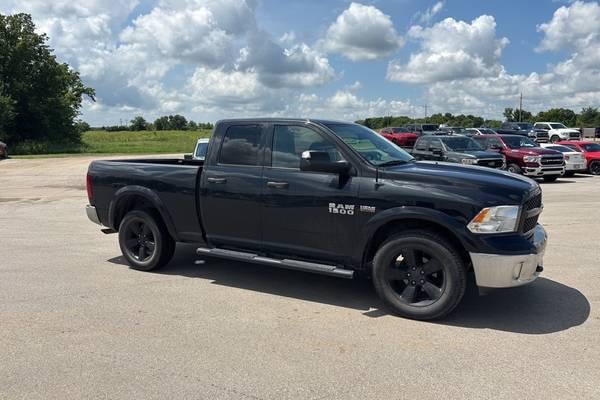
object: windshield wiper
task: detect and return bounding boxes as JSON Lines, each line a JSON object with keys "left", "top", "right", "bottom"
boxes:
{"left": 377, "top": 159, "right": 412, "bottom": 167}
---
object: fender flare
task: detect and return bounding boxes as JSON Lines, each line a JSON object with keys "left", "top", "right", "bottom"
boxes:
{"left": 108, "top": 185, "right": 179, "bottom": 241}
{"left": 358, "top": 206, "right": 475, "bottom": 261}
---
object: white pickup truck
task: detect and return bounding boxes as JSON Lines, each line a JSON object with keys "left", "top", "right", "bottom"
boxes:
{"left": 533, "top": 122, "right": 581, "bottom": 143}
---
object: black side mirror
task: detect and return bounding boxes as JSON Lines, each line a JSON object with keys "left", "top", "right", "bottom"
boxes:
{"left": 430, "top": 148, "right": 443, "bottom": 157}
{"left": 300, "top": 150, "right": 350, "bottom": 174}
{"left": 184, "top": 154, "right": 193, "bottom": 160}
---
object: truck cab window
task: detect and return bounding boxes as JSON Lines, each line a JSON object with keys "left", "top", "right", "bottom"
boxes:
{"left": 272, "top": 125, "right": 341, "bottom": 169}
{"left": 219, "top": 125, "right": 262, "bottom": 166}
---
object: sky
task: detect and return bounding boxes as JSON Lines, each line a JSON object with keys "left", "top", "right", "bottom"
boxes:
{"left": 2, "top": 0, "right": 600, "bottom": 125}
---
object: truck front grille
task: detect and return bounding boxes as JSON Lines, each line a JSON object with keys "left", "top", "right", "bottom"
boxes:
{"left": 477, "top": 158, "right": 504, "bottom": 168}
{"left": 541, "top": 155, "right": 564, "bottom": 166}
{"left": 521, "top": 192, "right": 542, "bottom": 234}
{"left": 569, "top": 132, "right": 580, "bottom": 139}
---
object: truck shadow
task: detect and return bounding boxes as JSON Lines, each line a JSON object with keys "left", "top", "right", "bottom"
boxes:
{"left": 108, "top": 244, "right": 590, "bottom": 335}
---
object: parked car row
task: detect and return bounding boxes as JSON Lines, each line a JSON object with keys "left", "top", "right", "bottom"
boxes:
{"left": 377, "top": 127, "right": 600, "bottom": 179}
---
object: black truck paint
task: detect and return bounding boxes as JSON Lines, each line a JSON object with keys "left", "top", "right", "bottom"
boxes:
{"left": 87, "top": 118, "right": 547, "bottom": 320}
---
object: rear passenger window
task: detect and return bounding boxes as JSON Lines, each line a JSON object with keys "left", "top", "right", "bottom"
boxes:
{"left": 219, "top": 125, "right": 261, "bottom": 166}
{"left": 415, "top": 138, "right": 429, "bottom": 151}
{"left": 272, "top": 125, "right": 341, "bottom": 169}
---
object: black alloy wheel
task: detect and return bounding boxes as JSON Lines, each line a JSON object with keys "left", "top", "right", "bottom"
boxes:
{"left": 372, "top": 230, "right": 467, "bottom": 320}
{"left": 589, "top": 161, "right": 600, "bottom": 175}
{"left": 123, "top": 217, "right": 157, "bottom": 263}
{"left": 118, "top": 209, "right": 175, "bottom": 271}
{"left": 385, "top": 248, "right": 445, "bottom": 306}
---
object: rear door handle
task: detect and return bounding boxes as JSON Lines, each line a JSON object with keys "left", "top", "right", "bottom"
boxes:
{"left": 207, "top": 177, "right": 227, "bottom": 184}
{"left": 267, "top": 181, "right": 289, "bottom": 189}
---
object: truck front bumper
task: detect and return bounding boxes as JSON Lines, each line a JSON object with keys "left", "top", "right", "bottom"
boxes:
{"left": 470, "top": 224, "right": 547, "bottom": 288}
{"left": 523, "top": 165, "right": 565, "bottom": 177}
{"left": 86, "top": 205, "right": 102, "bottom": 226}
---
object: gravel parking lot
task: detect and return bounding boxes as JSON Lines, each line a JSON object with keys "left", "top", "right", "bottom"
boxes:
{"left": 1, "top": 155, "right": 599, "bottom": 399}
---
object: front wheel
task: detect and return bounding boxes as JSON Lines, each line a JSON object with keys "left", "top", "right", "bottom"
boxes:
{"left": 372, "top": 230, "right": 467, "bottom": 320}
{"left": 118, "top": 209, "right": 175, "bottom": 271}
{"left": 507, "top": 163, "right": 522, "bottom": 174}
{"left": 589, "top": 160, "right": 600, "bottom": 175}
{"left": 550, "top": 135, "right": 560, "bottom": 143}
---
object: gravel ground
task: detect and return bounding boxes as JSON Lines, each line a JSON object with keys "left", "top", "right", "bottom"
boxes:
{"left": 1, "top": 155, "right": 598, "bottom": 399}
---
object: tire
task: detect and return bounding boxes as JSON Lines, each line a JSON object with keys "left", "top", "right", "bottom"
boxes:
{"left": 372, "top": 230, "right": 467, "bottom": 320}
{"left": 589, "top": 160, "right": 600, "bottom": 176}
{"left": 507, "top": 163, "right": 522, "bottom": 174}
{"left": 543, "top": 175, "right": 559, "bottom": 182}
{"left": 550, "top": 135, "right": 560, "bottom": 143}
{"left": 118, "top": 209, "right": 175, "bottom": 271}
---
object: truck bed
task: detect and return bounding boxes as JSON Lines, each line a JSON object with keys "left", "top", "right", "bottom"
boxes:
{"left": 88, "top": 157, "right": 205, "bottom": 243}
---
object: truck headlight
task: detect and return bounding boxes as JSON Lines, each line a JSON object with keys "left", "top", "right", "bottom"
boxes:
{"left": 523, "top": 155, "right": 540, "bottom": 163}
{"left": 460, "top": 158, "right": 478, "bottom": 165}
{"left": 467, "top": 205, "right": 520, "bottom": 234}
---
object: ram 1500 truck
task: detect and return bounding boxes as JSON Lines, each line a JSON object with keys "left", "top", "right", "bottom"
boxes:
{"left": 473, "top": 134, "right": 565, "bottom": 182}
{"left": 86, "top": 119, "right": 547, "bottom": 320}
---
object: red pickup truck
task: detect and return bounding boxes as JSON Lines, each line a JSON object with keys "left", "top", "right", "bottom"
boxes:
{"left": 473, "top": 134, "right": 565, "bottom": 182}
{"left": 379, "top": 127, "right": 418, "bottom": 149}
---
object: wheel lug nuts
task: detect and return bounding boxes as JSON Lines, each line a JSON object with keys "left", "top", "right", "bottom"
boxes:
{"left": 411, "top": 280, "right": 416, "bottom": 285}
{"left": 407, "top": 273, "right": 411, "bottom": 277}
{"left": 412, "top": 267, "right": 416, "bottom": 271}
{"left": 420, "top": 270, "right": 425, "bottom": 275}
{"left": 420, "top": 279, "right": 425, "bottom": 284}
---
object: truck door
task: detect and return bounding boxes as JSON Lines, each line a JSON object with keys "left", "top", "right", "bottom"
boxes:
{"left": 200, "top": 123, "right": 266, "bottom": 251}
{"left": 261, "top": 123, "right": 359, "bottom": 263}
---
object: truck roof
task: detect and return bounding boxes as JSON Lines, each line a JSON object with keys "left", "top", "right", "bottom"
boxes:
{"left": 215, "top": 118, "right": 351, "bottom": 125}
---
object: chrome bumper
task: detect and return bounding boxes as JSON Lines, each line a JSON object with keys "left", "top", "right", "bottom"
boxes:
{"left": 470, "top": 224, "right": 547, "bottom": 288}
{"left": 86, "top": 205, "right": 102, "bottom": 226}
{"left": 523, "top": 166, "right": 564, "bottom": 177}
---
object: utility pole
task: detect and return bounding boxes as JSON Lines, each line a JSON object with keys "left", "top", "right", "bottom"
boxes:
{"left": 519, "top": 91, "right": 523, "bottom": 122}
{"left": 423, "top": 105, "right": 428, "bottom": 122}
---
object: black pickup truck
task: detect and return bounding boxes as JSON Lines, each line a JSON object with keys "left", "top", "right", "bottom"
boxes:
{"left": 411, "top": 135, "right": 505, "bottom": 169}
{"left": 86, "top": 118, "right": 547, "bottom": 320}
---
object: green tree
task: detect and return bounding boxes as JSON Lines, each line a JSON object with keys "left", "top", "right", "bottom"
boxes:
{"left": 74, "top": 120, "right": 90, "bottom": 134}
{"left": 535, "top": 108, "right": 577, "bottom": 126}
{"left": 0, "top": 13, "right": 95, "bottom": 146}
{"left": 130, "top": 116, "right": 148, "bottom": 131}
{"left": 154, "top": 116, "right": 169, "bottom": 130}
{"left": 578, "top": 107, "right": 599, "bottom": 127}
{"left": 169, "top": 114, "right": 188, "bottom": 130}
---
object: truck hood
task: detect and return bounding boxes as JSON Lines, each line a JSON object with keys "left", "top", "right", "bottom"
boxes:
{"left": 450, "top": 150, "right": 503, "bottom": 159}
{"left": 381, "top": 160, "right": 538, "bottom": 207}
{"left": 507, "top": 147, "right": 558, "bottom": 156}
{"left": 551, "top": 128, "right": 579, "bottom": 134}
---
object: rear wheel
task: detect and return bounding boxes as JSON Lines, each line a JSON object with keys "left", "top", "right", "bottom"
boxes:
{"left": 372, "top": 230, "right": 467, "bottom": 320}
{"left": 589, "top": 161, "right": 600, "bottom": 175}
{"left": 507, "top": 163, "right": 522, "bottom": 174}
{"left": 543, "top": 175, "right": 559, "bottom": 182}
{"left": 118, "top": 209, "right": 175, "bottom": 271}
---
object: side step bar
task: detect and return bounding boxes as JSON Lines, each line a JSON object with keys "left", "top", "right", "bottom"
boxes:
{"left": 196, "top": 247, "right": 354, "bottom": 279}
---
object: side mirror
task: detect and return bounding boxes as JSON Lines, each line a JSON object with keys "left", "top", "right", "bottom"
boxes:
{"left": 300, "top": 151, "right": 350, "bottom": 174}
{"left": 184, "top": 154, "right": 193, "bottom": 160}
{"left": 430, "top": 148, "right": 443, "bottom": 157}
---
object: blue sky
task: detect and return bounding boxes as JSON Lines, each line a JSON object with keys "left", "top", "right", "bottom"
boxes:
{"left": 2, "top": 0, "right": 599, "bottom": 125}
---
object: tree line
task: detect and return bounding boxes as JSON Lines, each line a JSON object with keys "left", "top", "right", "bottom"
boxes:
{"left": 98, "top": 115, "right": 213, "bottom": 132}
{"left": 358, "top": 107, "right": 600, "bottom": 130}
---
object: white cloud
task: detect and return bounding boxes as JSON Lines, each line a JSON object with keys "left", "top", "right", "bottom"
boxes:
{"left": 416, "top": 1, "right": 444, "bottom": 24}
{"left": 537, "top": 1, "right": 600, "bottom": 52}
{"left": 387, "top": 15, "right": 508, "bottom": 84}
{"left": 323, "top": 2, "right": 403, "bottom": 61}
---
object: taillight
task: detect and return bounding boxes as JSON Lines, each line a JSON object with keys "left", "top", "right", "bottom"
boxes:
{"left": 86, "top": 173, "right": 93, "bottom": 203}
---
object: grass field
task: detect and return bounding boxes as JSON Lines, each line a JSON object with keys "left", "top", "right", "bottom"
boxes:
{"left": 11, "top": 130, "right": 211, "bottom": 157}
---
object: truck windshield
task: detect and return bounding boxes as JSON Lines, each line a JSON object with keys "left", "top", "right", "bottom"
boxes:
{"left": 516, "top": 123, "right": 533, "bottom": 130}
{"left": 324, "top": 123, "right": 414, "bottom": 166}
{"left": 502, "top": 136, "right": 539, "bottom": 149}
{"left": 195, "top": 142, "right": 209, "bottom": 158}
{"left": 549, "top": 123, "right": 567, "bottom": 129}
{"left": 440, "top": 137, "right": 483, "bottom": 151}
{"left": 581, "top": 143, "right": 600, "bottom": 152}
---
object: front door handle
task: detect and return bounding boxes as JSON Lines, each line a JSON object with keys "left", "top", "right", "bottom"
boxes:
{"left": 267, "top": 181, "right": 289, "bottom": 189}
{"left": 207, "top": 177, "right": 227, "bottom": 184}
